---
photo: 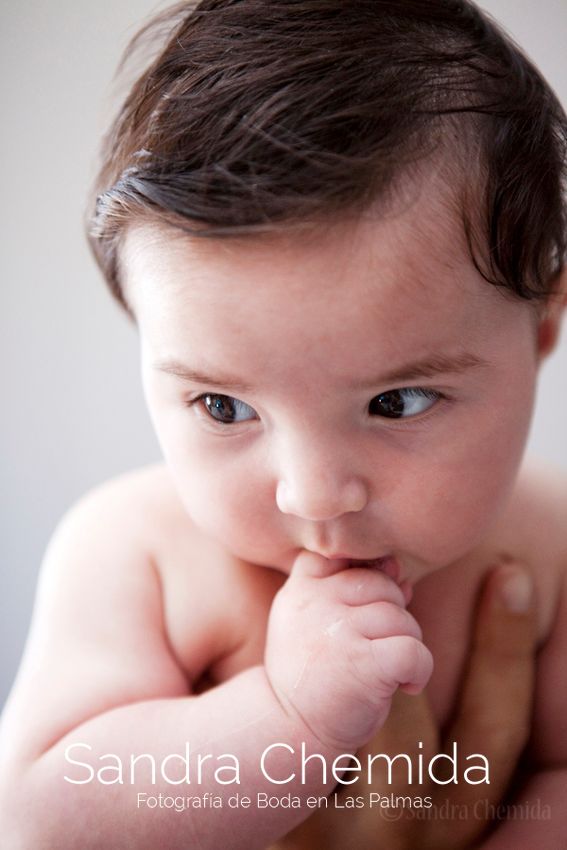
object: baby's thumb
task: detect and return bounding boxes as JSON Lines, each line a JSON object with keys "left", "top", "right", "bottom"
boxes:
{"left": 291, "top": 550, "right": 347, "bottom": 579}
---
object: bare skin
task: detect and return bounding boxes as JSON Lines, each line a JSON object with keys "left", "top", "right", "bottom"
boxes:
{"left": 0, "top": 456, "right": 564, "bottom": 848}
{"left": 141, "top": 457, "right": 567, "bottom": 847}
{"left": 1, "top": 173, "right": 566, "bottom": 847}
{"left": 271, "top": 558, "right": 538, "bottom": 849}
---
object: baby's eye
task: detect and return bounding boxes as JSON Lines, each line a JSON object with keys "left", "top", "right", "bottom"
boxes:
{"left": 198, "top": 393, "right": 258, "bottom": 425}
{"left": 369, "top": 387, "right": 440, "bottom": 419}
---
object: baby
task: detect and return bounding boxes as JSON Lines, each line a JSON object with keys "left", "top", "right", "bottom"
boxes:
{"left": 1, "top": 1, "right": 566, "bottom": 848}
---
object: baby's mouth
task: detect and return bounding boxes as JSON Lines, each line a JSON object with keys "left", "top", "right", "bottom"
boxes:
{"left": 333, "top": 555, "right": 400, "bottom": 582}
{"left": 331, "top": 554, "right": 413, "bottom": 603}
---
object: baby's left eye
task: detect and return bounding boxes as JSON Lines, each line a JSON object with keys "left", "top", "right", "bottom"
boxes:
{"left": 198, "top": 393, "right": 258, "bottom": 424}
{"left": 369, "top": 387, "right": 440, "bottom": 419}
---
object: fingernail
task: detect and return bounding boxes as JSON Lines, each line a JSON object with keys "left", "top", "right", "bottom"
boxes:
{"left": 498, "top": 565, "right": 533, "bottom": 613}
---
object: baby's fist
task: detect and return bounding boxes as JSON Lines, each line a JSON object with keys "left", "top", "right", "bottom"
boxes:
{"left": 264, "top": 551, "right": 433, "bottom": 753}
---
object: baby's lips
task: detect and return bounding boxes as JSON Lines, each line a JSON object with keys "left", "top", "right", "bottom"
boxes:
{"left": 336, "top": 554, "right": 411, "bottom": 605}
{"left": 379, "top": 556, "right": 400, "bottom": 582}
{"left": 377, "top": 557, "right": 412, "bottom": 605}
{"left": 334, "top": 554, "right": 400, "bottom": 578}
{"left": 399, "top": 579, "right": 413, "bottom": 605}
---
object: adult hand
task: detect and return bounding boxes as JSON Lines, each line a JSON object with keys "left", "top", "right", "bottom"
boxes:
{"left": 271, "top": 560, "right": 536, "bottom": 850}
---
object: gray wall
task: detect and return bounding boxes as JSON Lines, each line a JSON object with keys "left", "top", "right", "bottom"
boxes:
{"left": 1, "top": 1, "right": 566, "bottom": 709}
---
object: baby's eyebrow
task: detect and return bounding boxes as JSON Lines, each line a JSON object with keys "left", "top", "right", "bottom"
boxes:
{"left": 356, "top": 352, "right": 491, "bottom": 387}
{"left": 153, "top": 359, "right": 254, "bottom": 392}
{"left": 153, "top": 351, "right": 489, "bottom": 390}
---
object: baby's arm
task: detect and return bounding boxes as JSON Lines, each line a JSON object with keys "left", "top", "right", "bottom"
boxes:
{"left": 0, "top": 479, "right": 432, "bottom": 850}
{"left": 478, "top": 567, "right": 567, "bottom": 849}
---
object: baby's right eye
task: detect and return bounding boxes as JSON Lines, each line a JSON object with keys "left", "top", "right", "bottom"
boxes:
{"left": 194, "top": 393, "right": 258, "bottom": 425}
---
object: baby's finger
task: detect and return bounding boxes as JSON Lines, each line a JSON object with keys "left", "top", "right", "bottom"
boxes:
{"left": 349, "top": 601, "right": 423, "bottom": 641}
{"left": 290, "top": 550, "right": 347, "bottom": 579}
{"left": 372, "top": 635, "right": 434, "bottom": 695}
{"left": 330, "top": 566, "right": 407, "bottom": 607}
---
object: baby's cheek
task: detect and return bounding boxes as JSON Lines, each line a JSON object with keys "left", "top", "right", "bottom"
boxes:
{"left": 397, "top": 413, "right": 530, "bottom": 566}
{"left": 185, "top": 468, "right": 275, "bottom": 547}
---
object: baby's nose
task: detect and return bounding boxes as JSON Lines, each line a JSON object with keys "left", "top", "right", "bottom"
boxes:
{"left": 276, "top": 478, "right": 367, "bottom": 521}
{"left": 275, "top": 438, "right": 368, "bottom": 521}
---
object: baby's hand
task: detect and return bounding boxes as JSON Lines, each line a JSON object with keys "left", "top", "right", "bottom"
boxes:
{"left": 264, "top": 551, "right": 433, "bottom": 753}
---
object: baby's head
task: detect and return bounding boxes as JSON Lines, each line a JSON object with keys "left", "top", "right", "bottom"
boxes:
{"left": 87, "top": 0, "right": 567, "bottom": 580}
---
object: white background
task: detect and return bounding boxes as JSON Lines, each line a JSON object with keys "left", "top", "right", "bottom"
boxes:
{"left": 1, "top": 1, "right": 566, "bottom": 708}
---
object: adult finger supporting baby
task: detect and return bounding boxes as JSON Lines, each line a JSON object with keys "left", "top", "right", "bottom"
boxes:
{"left": 429, "top": 560, "right": 537, "bottom": 849}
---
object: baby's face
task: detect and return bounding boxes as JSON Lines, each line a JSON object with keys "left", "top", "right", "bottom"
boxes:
{"left": 123, "top": 180, "right": 543, "bottom": 585}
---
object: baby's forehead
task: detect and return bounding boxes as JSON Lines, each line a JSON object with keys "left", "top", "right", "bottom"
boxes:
{"left": 122, "top": 166, "right": 473, "bottom": 303}
{"left": 123, "top": 163, "right": 541, "bottom": 394}
{"left": 125, "top": 212, "right": 530, "bottom": 387}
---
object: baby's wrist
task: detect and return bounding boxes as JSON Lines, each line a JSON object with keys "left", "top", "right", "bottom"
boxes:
{"left": 259, "top": 663, "right": 343, "bottom": 765}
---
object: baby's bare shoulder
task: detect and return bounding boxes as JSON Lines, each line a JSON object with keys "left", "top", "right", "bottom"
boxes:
{"left": 51, "top": 462, "right": 199, "bottom": 563}
{"left": 515, "top": 454, "right": 567, "bottom": 519}
{"left": 61, "top": 464, "right": 282, "bottom": 685}
{"left": 0, "top": 464, "right": 189, "bottom": 768}
{"left": 67, "top": 461, "right": 182, "bottom": 528}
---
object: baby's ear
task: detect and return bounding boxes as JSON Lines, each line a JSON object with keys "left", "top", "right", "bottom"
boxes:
{"left": 536, "top": 268, "right": 567, "bottom": 360}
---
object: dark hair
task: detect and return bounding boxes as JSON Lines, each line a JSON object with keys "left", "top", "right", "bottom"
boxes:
{"left": 87, "top": 0, "right": 567, "bottom": 313}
